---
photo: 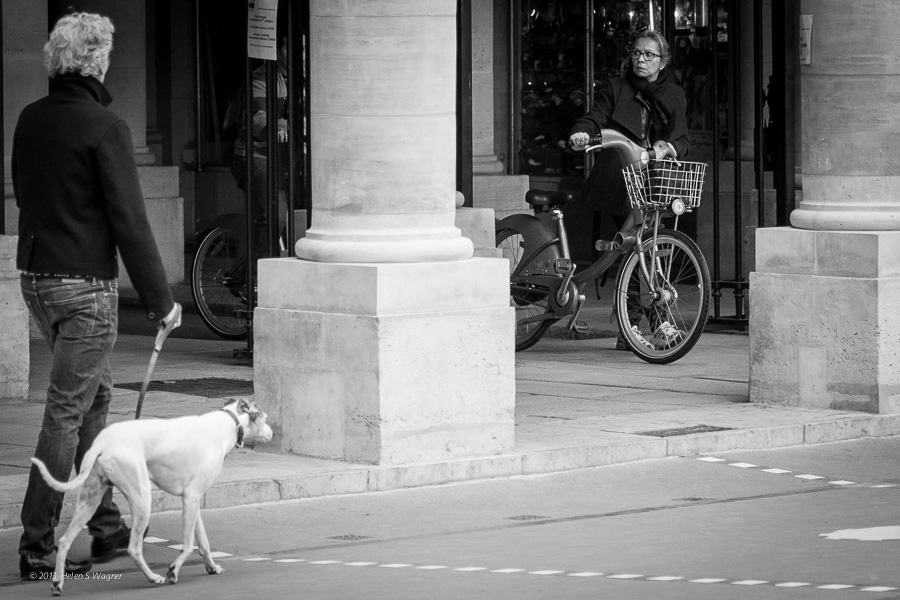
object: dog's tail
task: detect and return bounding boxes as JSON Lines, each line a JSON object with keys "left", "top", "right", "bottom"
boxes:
{"left": 31, "top": 448, "right": 99, "bottom": 493}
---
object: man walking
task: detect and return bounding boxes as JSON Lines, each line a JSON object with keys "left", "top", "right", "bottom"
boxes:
{"left": 14, "top": 12, "right": 180, "bottom": 579}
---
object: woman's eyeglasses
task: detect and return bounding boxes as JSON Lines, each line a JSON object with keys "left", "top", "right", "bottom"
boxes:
{"left": 630, "top": 50, "right": 660, "bottom": 61}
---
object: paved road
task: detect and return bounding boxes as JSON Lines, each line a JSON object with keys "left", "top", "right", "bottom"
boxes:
{"left": 4, "top": 437, "right": 900, "bottom": 599}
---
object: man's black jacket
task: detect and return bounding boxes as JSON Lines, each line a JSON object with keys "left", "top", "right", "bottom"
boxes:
{"left": 13, "top": 74, "right": 173, "bottom": 320}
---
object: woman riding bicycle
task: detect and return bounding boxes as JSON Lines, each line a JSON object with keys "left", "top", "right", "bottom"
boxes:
{"left": 568, "top": 29, "right": 691, "bottom": 350}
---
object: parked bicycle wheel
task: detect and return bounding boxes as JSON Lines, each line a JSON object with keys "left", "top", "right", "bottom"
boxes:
{"left": 191, "top": 226, "right": 250, "bottom": 340}
{"left": 496, "top": 227, "right": 555, "bottom": 351}
{"left": 613, "top": 229, "right": 710, "bottom": 364}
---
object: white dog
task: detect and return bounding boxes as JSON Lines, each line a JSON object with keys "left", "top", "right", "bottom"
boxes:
{"left": 31, "top": 398, "right": 273, "bottom": 596}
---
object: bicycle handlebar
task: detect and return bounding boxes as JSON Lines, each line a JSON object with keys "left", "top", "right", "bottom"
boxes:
{"left": 573, "top": 129, "right": 651, "bottom": 167}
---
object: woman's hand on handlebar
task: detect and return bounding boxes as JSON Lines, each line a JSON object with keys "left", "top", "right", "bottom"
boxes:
{"left": 652, "top": 140, "right": 677, "bottom": 162}
{"left": 569, "top": 132, "right": 591, "bottom": 151}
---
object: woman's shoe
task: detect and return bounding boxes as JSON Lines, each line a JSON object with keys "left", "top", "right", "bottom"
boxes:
{"left": 20, "top": 554, "right": 91, "bottom": 580}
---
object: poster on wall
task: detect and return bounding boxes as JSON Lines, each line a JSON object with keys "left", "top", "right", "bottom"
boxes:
{"left": 248, "top": 0, "right": 279, "bottom": 60}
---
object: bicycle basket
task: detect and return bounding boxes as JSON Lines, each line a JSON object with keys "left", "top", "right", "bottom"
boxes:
{"left": 621, "top": 159, "right": 707, "bottom": 211}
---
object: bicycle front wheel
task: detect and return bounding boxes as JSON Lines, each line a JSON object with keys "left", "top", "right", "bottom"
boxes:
{"left": 191, "top": 226, "right": 250, "bottom": 340}
{"left": 614, "top": 230, "right": 710, "bottom": 364}
{"left": 496, "top": 227, "right": 554, "bottom": 351}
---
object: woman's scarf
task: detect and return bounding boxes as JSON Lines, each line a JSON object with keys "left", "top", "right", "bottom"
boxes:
{"left": 625, "top": 67, "right": 676, "bottom": 136}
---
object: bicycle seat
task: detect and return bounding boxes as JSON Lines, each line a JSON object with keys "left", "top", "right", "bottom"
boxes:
{"left": 525, "top": 189, "right": 573, "bottom": 208}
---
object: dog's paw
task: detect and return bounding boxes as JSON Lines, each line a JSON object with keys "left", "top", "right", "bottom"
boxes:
{"left": 51, "top": 581, "right": 63, "bottom": 596}
{"left": 206, "top": 564, "right": 224, "bottom": 575}
{"left": 165, "top": 565, "right": 178, "bottom": 584}
{"left": 148, "top": 573, "right": 168, "bottom": 585}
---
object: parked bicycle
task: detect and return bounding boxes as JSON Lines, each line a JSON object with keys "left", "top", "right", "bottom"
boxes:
{"left": 496, "top": 129, "right": 710, "bottom": 364}
{"left": 191, "top": 214, "right": 288, "bottom": 340}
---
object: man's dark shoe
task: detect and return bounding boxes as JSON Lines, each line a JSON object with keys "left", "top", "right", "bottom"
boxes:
{"left": 20, "top": 554, "right": 92, "bottom": 581}
{"left": 91, "top": 522, "right": 143, "bottom": 563}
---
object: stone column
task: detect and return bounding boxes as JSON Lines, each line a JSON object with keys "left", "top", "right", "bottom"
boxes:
{"left": 469, "top": 0, "right": 528, "bottom": 222}
{"left": 471, "top": 0, "right": 503, "bottom": 175}
{"left": 87, "top": 0, "right": 154, "bottom": 165}
{"left": 255, "top": 1, "right": 515, "bottom": 465}
{"left": 750, "top": 0, "right": 900, "bottom": 413}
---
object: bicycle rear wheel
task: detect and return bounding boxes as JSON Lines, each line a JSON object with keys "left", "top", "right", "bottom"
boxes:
{"left": 614, "top": 229, "right": 710, "bottom": 364}
{"left": 191, "top": 226, "right": 250, "bottom": 340}
{"left": 496, "top": 227, "right": 555, "bottom": 351}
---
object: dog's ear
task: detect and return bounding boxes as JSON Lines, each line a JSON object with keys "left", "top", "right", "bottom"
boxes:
{"left": 238, "top": 399, "right": 259, "bottom": 421}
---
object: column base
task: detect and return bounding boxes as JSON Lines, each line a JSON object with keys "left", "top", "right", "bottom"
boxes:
{"left": 750, "top": 227, "right": 900, "bottom": 413}
{"left": 254, "top": 257, "right": 515, "bottom": 465}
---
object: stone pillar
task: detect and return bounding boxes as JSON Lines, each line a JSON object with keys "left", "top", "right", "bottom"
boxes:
{"left": 255, "top": 1, "right": 515, "bottom": 465}
{"left": 750, "top": 1, "right": 900, "bottom": 413}
{"left": 470, "top": 0, "right": 528, "bottom": 220}
{"left": 471, "top": 0, "right": 502, "bottom": 175}
{"left": 79, "top": 0, "right": 155, "bottom": 165}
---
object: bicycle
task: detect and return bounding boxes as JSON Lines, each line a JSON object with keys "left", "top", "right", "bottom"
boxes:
{"left": 496, "top": 128, "right": 711, "bottom": 364}
{"left": 191, "top": 213, "right": 289, "bottom": 341}
{"left": 191, "top": 214, "right": 252, "bottom": 340}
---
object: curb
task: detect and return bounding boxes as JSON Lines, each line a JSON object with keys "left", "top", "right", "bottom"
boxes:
{"left": 3, "top": 412, "right": 899, "bottom": 531}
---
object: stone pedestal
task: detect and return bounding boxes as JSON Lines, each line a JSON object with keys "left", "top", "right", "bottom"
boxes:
{"left": 254, "top": 258, "right": 514, "bottom": 465}
{"left": 0, "top": 236, "right": 28, "bottom": 401}
{"left": 751, "top": 228, "right": 900, "bottom": 413}
{"left": 256, "top": 1, "right": 515, "bottom": 466}
{"left": 750, "top": 1, "right": 900, "bottom": 414}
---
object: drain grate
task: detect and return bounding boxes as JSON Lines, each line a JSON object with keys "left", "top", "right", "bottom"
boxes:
{"left": 328, "top": 535, "right": 372, "bottom": 541}
{"left": 506, "top": 515, "right": 551, "bottom": 521}
{"left": 116, "top": 377, "right": 253, "bottom": 399}
{"left": 636, "top": 424, "right": 734, "bottom": 438}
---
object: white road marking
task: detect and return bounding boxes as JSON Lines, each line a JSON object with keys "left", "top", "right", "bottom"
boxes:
{"left": 308, "top": 560, "right": 342, "bottom": 565}
{"left": 236, "top": 553, "right": 900, "bottom": 593}
{"left": 729, "top": 462, "right": 758, "bottom": 468}
{"left": 529, "top": 570, "right": 565, "bottom": 575}
{"left": 143, "top": 536, "right": 168, "bottom": 544}
{"left": 828, "top": 480, "right": 856, "bottom": 486}
{"left": 821, "top": 526, "right": 900, "bottom": 541}
{"left": 795, "top": 474, "right": 825, "bottom": 480}
{"left": 761, "top": 468, "right": 792, "bottom": 474}
{"left": 273, "top": 558, "right": 305, "bottom": 563}
{"left": 696, "top": 457, "right": 727, "bottom": 462}
{"left": 490, "top": 568, "right": 526, "bottom": 573}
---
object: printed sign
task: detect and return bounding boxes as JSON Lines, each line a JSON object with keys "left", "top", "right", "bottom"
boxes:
{"left": 248, "top": 0, "right": 279, "bottom": 61}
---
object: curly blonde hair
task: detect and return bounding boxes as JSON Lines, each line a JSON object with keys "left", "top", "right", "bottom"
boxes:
{"left": 44, "top": 12, "right": 115, "bottom": 78}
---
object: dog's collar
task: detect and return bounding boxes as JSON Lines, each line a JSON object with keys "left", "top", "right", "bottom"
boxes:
{"left": 220, "top": 409, "right": 244, "bottom": 448}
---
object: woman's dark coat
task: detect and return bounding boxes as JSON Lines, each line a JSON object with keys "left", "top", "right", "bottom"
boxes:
{"left": 569, "top": 67, "right": 690, "bottom": 230}
{"left": 13, "top": 74, "right": 173, "bottom": 320}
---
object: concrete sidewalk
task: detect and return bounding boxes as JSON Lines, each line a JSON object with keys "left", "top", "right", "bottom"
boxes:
{"left": 1, "top": 294, "right": 899, "bottom": 532}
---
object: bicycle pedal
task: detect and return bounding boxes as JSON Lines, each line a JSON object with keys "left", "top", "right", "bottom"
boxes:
{"left": 571, "top": 320, "right": 590, "bottom": 335}
{"left": 554, "top": 258, "right": 574, "bottom": 275}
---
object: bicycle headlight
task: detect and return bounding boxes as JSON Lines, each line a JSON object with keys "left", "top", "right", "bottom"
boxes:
{"left": 671, "top": 197, "right": 686, "bottom": 215}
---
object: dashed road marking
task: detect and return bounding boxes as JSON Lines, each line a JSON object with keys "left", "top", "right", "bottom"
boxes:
{"left": 693, "top": 456, "right": 896, "bottom": 488}
{"left": 141, "top": 535, "right": 900, "bottom": 593}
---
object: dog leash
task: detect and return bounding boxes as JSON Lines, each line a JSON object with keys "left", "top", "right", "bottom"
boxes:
{"left": 134, "top": 304, "right": 182, "bottom": 419}
{"left": 220, "top": 409, "right": 244, "bottom": 448}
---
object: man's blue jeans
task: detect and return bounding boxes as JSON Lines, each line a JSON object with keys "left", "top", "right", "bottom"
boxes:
{"left": 19, "top": 275, "right": 123, "bottom": 558}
